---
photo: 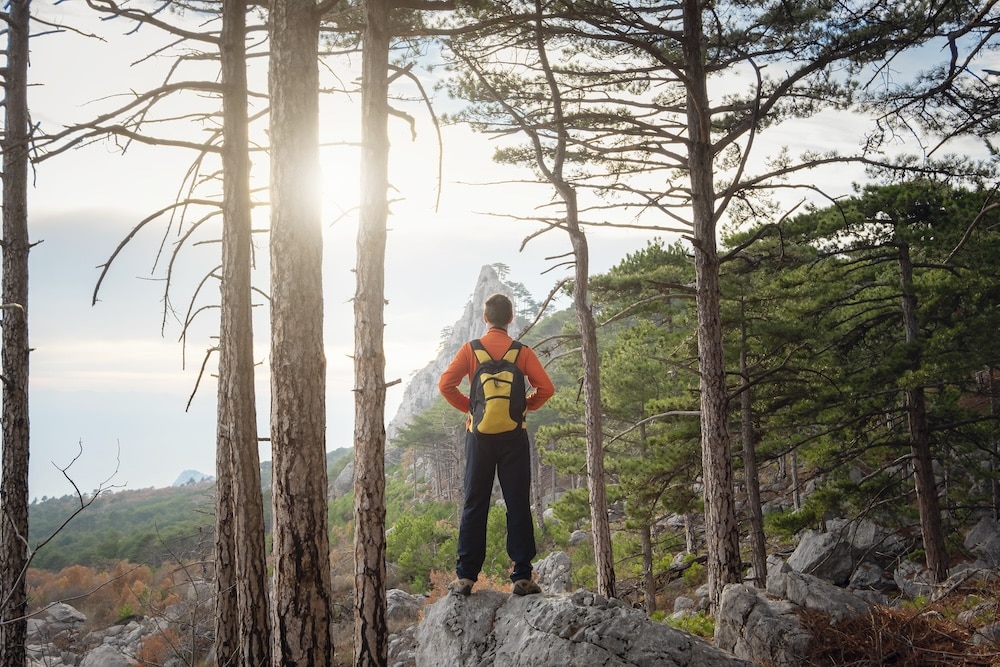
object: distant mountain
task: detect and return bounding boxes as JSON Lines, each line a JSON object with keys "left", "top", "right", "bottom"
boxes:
{"left": 172, "top": 469, "right": 214, "bottom": 487}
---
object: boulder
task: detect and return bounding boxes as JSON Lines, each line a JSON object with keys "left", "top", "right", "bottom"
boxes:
{"left": 415, "top": 589, "right": 755, "bottom": 667}
{"left": 964, "top": 517, "right": 1000, "bottom": 568}
{"left": 45, "top": 602, "right": 86, "bottom": 626}
{"left": 715, "top": 584, "right": 810, "bottom": 667}
{"left": 534, "top": 551, "right": 572, "bottom": 594}
{"left": 80, "top": 643, "right": 132, "bottom": 667}
{"left": 767, "top": 558, "right": 872, "bottom": 623}
{"left": 893, "top": 559, "right": 934, "bottom": 599}
{"left": 786, "top": 519, "right": 903, "bottom": 585}
{"left": 387, "top": 588, "right": 425, "bottom": 625}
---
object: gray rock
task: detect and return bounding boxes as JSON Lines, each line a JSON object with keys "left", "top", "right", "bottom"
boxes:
{"left": 786, "top": 519, "right": 902, "bottom": 585}
{"left": 964, "top": 517, "right": 1000, "bottom": 568}
{"left": 768, "top": 566, "right": 872, "bottom": 623}
{"left": 330, "top": 459, "right": 355, "bottom": 499}
{"left": 972, "top": 623, "right": 1000, "bottom": 647}
{"left": 569, "top": 529, "right": 591, "bottom": 546}
{"left": 415, "top": 589, "right": 755, "bottom": 667}
{"left": 534, "top": 551, "right": 572, "bottom": 594}
{"left": 387, "top": 588, "right": 425, "bottom": 625}
{"left": 848, "top": 561, "right": 896, "bottom": 592}
{"left": 79, "top": 644, "right": 131, "bottom": 667}
{"left": 893, "top": 559, "right": 934, "bottom": 599}
{"left": 715, "top": 583, "right": 811, "bottom": 667}
{"left": 45, "top": 602, "right": 87, "bottom": 626}
{"left": 672, "top": 596, "right": 695, "bottom": 614}
{"left": 389, "top": 626, "right": 419, "bottom": 667}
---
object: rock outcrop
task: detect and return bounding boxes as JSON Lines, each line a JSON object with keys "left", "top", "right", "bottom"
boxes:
{"left": 413, "top": 589, "right": 755, "bottom": 667}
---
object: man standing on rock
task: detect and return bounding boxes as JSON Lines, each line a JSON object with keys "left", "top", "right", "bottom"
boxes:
{"left": 438, "top": 293, "right": 555, "bottom": 596}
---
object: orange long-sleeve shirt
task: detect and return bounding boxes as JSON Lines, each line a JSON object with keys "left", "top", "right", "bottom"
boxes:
{"left": 438, "top": 327, "right": 555, "bottom": 418}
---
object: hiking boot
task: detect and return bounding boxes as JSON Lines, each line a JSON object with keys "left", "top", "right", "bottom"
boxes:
{"left": 512, "top": 579, "right": 542, "bottom": 596}
{"left": 449, "top": 578, "right": 474, "bottom": 596}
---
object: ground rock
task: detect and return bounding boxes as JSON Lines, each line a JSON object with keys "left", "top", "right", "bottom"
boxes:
{"left": 893, "top": 559, "right": 934, "bottom": 599}
{"left": 415, "top": 589, "right": 755, "bottom": 667}
{"left": 45, "top": 602, "right": 87, "bottom": 626}
{"left": 534, "top": 551, "right": 572, "bottom": 594}
{"left": 79, "top": 643, "right": 132, "bottom": 667}
{"left": 964, "top": 517, "right": 1000, "bottom": 568}
{"left": 786, "top": 519, "right": 903, "bottom": 585}
{"left": 387, "top": 588, "right": 425, "bottom": 625}
{"left": 715, "top": 583, "right": 810, "bottom": 667}
{"left": 767, "top": 558, "right": 872, "bottom": 623}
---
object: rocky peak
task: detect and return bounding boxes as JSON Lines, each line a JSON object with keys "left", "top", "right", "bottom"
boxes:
{"left": 386, "top": 264, "right": 533, "bottom": 450}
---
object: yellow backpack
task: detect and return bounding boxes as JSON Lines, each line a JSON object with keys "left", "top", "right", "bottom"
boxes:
{"left": 469, "top": 339, "right": 527, "bottom": 440}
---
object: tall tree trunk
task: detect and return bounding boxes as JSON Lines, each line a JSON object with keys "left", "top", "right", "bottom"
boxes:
{"left": 354, "top": 0, "right": 390, "bottom": 662}
{"left": 740, "top": 306, "right": 767, "bottom": 589}
{"left": 897, "top": 240, "right": 948, "bottom": 583}
{"left": 529, "top": 0, "right": 615, "bottom": 598}
{"left": 218, "top": 0, "right": 271, "bottom": 662}
{"left": 567, "top": 207, "right": 615, "bottom": 599}
{"left": 640, "top": 524, "right": 656, "bottom": 615}
{"left": 683, "top": 0, "right": 741, "bottom": 613}
{"left": 268, "top": 0, "right": 335, "bottom": 662}
{"left": 214, "top": 439, "right": 238, "bottom": 667}
{"left": 0, "top": 0, "right": 31, "bottom": 663}
{"left": 990, "top": 367, "right": 999, "bottom": 520}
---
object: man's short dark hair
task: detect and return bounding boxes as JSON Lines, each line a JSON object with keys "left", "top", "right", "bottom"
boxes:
{"left": 484, "top": 293, "right": 513, "bottom": 328}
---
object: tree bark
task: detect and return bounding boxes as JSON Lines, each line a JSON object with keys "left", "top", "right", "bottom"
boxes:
{"left": 640, "top": 524, "right": 656, "bottom": 615}
{"left": 568, "top": 209, "right": 616, "bottom": 599}
{"left": 354, "top": 0, "right": 390, "bottom": 663}
{"left": 268, "top": 0, "right": 335, "bottom": 662}
{"left": 683, "top": 0, "right": 742, "bottom": 613}
{"left": 218, "top": 0, "right": 271, "bottom": 662}
{"left": 897, "top": 240, "right": 948, "bottom": 583}
{"left": 0, "top": 0, "right": 32, "bottom": 662}
{"left": 740, "top": 306, "right": 767, "bottom": 589}
{"left": 527, "top": 0, "right": 615, "bottom": 599}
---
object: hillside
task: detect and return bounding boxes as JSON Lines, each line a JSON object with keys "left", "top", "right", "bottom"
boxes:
{"left": 28, "top": 447, "right": 352, "bottom": 571}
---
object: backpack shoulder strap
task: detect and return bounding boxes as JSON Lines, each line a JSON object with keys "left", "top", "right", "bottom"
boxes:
{"left": 470, "top": 339, "right": 493, "bottom": 364}
{"left": 501, "top": 340, "right": 522, "bottom": 364}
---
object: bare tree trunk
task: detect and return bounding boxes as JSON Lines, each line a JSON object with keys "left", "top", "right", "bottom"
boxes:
{"left": 640, "top": 524, "right": 656, "bottom": 615}
{"left": 530, "top": 435, "right": 545, "bottom": 532}
{"left": 740, "top": 308, "right": 767, "bottom": 589}
{"left": 268, "top": 0, "right": 335, "bottom": 662}
{"left": 0, "top": 0, "right": 31, "bottom": 662}
{"left": 990, "top": 367, "right": 999, "bottom": 520}
{"left": 683, "top": 0, "right": 741, "bottom": 613}
{"left": 684, "top": 514, "right": 697, "bottom": 554}
{"left": 354, "top": 0, "right": 390, "bottom": 663}
{"left": 898, "top": 240, "right": 948, "bottom": 583}
{"left": 218, "top": 0, "right": 271, "bottom": 662}
{"left": 214, "top": 446, "right": 239, "bottom": 667}
{"left": 791, "top": 450, "right": 801, "bottom": 510}
{"left": 567, "top": 207, "right": 616, "bottom": 599}
{"left": 527, "top": 1, "right": 615, "bottom": 598}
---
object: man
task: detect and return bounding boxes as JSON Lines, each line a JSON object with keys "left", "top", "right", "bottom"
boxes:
{"left": 438, "top": 293, "right": 555, "bottom": 596}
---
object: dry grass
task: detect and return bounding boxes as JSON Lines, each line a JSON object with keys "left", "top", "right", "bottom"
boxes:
{"left": 801, "top": 574, "right": 1000, "bottom": 666}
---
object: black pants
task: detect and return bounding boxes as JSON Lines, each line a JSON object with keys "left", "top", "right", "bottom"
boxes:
{"left": 455, "top": 429, "right": 536, "bottom": 582}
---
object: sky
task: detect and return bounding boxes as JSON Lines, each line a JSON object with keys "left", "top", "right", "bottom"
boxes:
{"left": 17, "top": 2, "right": 989, "bottom": 501}
{"left": 19, "top": 1, "right": 666, "bottom": 500}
